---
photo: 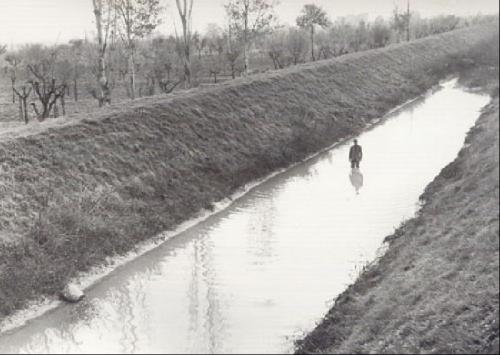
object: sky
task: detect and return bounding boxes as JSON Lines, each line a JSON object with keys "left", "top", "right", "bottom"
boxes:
{"left": 0, "top": 0, "right": 498, "bottom": 47}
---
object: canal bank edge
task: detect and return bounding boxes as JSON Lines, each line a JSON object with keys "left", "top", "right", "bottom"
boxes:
{"left": 0, "top": 23, "right": 498, "bottom": 322}
{"left": 295, "top": 80, "right": 499, "bottom": 352}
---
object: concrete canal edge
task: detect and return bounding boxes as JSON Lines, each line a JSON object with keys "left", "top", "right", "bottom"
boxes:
{"left": 0, "top": 22, "right": 498, "bottom": 326}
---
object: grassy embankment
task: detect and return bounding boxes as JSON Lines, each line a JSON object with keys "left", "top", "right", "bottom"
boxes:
{"left": 296, "top": 26, "right": 499, "bottom": 355}
{"left": 0, "top": 23, "right": 497, "bottom": 320}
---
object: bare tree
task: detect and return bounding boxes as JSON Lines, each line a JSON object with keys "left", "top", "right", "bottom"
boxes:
{"left": 406, "top": 0, "right": 411, "bottom": 42}
{"left": 225, "top": 0, "right": 277, "bottom": 75}
{"left": 316, "top": 30, "right": 334, "bottom": 60}
{"left": 175, "top": 0, "right": 194, "bottom": 88}
{"left": 370, "top": 18, "right": 391, "bottom": 48}
{"left": 207, "top": 53, "right": 223, "bottom": 83}
{"left": 285, "top": 28, "right": 308, "bottom": 65}
{"left": 13, "top": 86, "right": 32, "bottom": 124}
{"left": 225, "top": 49, "right": 241, "bottom": 79}
{"left": 140, "top": 36, "right": 182, "bottom": 94}
{"left": 114, "top": 0, "right": 162, "bottom": 98}
{"left": 4, "top": 54, "right": 22, "bottom": 103}
{"left": 26, "top": 59, "right": 67, "bottom": 120}
{"left": 266, "top": 30, "right": 287, "bottom": 69}
{"left": 68, "top": 39, "right": 85, "bottom": 101}
{"left": 15, "top": 44, "right": 66, "bottom": 119}
{"left": 139, "top": 37, "right": 180, "bottom": 95}
{"left": 205, "top": 34, "right": 224, "bottom": 83}
{"left": 297, "top": 4, "right": 330, "bottom": 61}
{"left": 350, "top": 20, "right": 370, "bottom": 52}
{"left": 204, "top": 24, "right": 224, "bottom": 55}
{"left": 392, "top": 1, "right": 412, "bottom": 42}
{"left": 192, "top": 31, "right": 208, "bottom": 59}
{"left": 203, "top": 23, "right": 233, "bottom": 82}
{"left": 222, "top": 21, "right": 242, "bottom": 79}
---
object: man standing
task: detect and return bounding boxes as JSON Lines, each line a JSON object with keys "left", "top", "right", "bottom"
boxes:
{"left": 349, "top": 139, "right": 363, "bottom": 169}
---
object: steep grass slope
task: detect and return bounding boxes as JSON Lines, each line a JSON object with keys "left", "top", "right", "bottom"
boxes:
{"left": 0, "top": 23, "right": 498, "bottom": 319}
{"left": 296, "top": 97, "right": 499, "bottom": 354}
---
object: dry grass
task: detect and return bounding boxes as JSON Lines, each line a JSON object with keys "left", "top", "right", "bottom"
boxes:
{"left": 0, "top": 23, "right": 498, "bottom": 320}
{"left": 296, "top": 86, "right": 499, "bottom": 353}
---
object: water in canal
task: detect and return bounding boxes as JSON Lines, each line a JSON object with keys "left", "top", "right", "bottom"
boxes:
{"left": 0, "top": 80, "right": 490, "bottom": 354}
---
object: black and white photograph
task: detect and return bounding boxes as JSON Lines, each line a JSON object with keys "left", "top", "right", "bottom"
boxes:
{"left": 0, "top": 0, "right": 498, "bottom": 353}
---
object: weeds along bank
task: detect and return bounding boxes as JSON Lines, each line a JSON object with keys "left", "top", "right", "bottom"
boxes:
{"left": 0, "top": 23, "right": 498, "bottom": 319}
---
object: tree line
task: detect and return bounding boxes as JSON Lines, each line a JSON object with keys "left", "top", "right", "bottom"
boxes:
{"left": 0, "top": 0, "right": 496, "bottom": 124}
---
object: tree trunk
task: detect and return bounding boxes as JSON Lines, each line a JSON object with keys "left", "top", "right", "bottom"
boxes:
{"left": 93, "top": 0, "right": 111, "bottom": 107}
{"left": 406, "top": 0, "right": 411, "bottom": 42}
{"left": 243, "top": 6, "right": 250, "bottom": 75}
{"left": 61, "top": 94, "right": 66, "bottom": 116}
{"left": 176, "top": 0, "right": 193, "bottom": 89}
{"left": 18, "top": 96, "right": 23, "bottom": 121}
{"left": 14, "top": 87, "right": 32, "bottom": 124}
{"left": 97, "top": 57, "right": 111, "bottom": 107}
{"left": 151, "top": 78, "right": 156, "bottom": 95}
{"left": 243, "top": 43, "right": 250, "bottom": 75}
{"left": 73, "top": 78, "right": 78, "bottom": 101}
{"left": 11, "top": 79, "right": 16, "bottom": 103}
{"left": 183, "top": 36, "right": 191, "bottom": 88}
{"left": 128, "top": 48, "right": 136, "bottom": 99}
{"left": 310, "top": 26, "right": 315, "bottom": 61}
{"left": 22, "top": 95, "right": 29, "bottom": 124}
{"left": 183, "top": 16, "right": 191, "bottom": 88}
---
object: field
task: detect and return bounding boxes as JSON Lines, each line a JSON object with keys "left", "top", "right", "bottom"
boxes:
{"left": 0, "top": 53, "right": 273, "bottom": 126}
{"left": 0, "top": 23, "right": 497, "bottom": 319}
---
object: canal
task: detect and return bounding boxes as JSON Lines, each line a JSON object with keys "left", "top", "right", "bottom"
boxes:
{"left": 0, "top": 79, "right": 490, "bottom": 354}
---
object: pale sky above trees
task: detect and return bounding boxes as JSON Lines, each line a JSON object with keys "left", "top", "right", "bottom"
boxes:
{"left": 0, "top": 0, "right": 498, "bottom": 46}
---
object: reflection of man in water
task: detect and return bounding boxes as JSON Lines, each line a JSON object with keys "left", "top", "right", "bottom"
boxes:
{"left": 350, "top": 169, "right": 364, "bottom": 194}
{"left": 349, "top": 139, "right": 363, "bottom": 169}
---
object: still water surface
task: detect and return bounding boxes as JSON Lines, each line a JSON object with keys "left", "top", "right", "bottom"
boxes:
{"left": 0, "top": 80, "right": 489, "bottom": 354}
